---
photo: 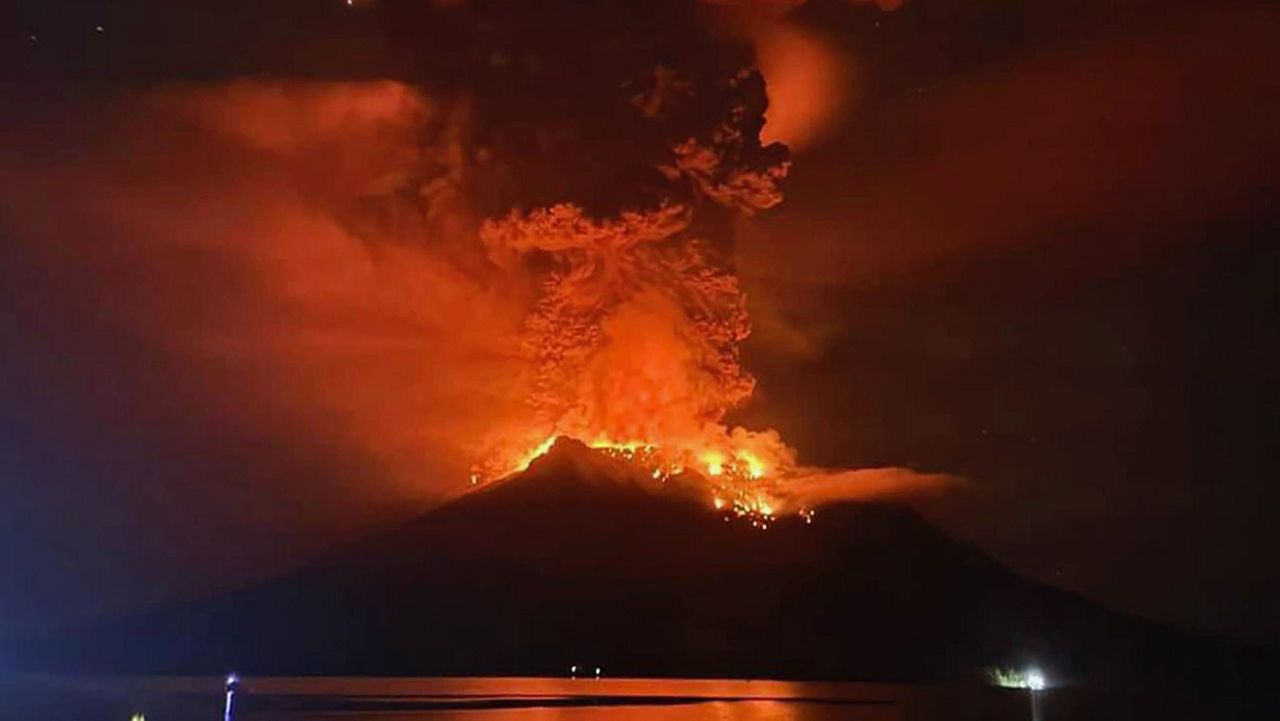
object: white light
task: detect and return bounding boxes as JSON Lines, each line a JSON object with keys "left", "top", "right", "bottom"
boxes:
{"left": 1025, "top": 669, "right": 1046, "bottom": 691}
{"left": 224, "top": 673, "right": 239, "bottom": 721}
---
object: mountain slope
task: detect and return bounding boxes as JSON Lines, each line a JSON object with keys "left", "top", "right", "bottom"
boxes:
{"left": 15, "top": 439, "right": 1270, "bottom": 689}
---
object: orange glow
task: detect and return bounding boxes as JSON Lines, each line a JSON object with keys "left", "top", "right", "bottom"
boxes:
{"left": 705, "top": 0, "right": 909, "bottom": 151}
{"left": 701, "top": 451, "right": 727, "bottom": 477}
{"left": 513, "top": 436, "right": 559, "bottom": 474}
{"left": 755, "top": 22, "right": 854, "bottom": 150}
{"left": 470, "top": 168, "right": 796, "bottom": 514}
{"left": 3, "top": 48, "right": 811, "bottom": 528}
{"left": 0, "top": 0, "right": 986, "bottom": 551}
{"left": 482, "top": 430, "right": 792, "bottom": 520}
{"left": 736, "top": 450, "right": 768, "bottom": 479}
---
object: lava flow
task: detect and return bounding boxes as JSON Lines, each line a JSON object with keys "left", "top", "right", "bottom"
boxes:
{"left": 480, "top": 433, "right": 794, "bottom": 529}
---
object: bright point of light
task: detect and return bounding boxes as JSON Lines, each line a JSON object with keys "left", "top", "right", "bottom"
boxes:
{"left": 735, "top": 450, "right": 767, "bottom": 479}
{"left": 514, "top": 436, "right": 558, "bottom": 472}
{"left": 984, "top": 666, "right": 1048, "bottom": 690}
{"left": 698, "top": 450, "right": 726, "bottom": 477}
{"left": 130, "top": 714, "right": 146, "bottom": 721}
{"left": 226, "top": 673, "right": 239, "bottom": 686}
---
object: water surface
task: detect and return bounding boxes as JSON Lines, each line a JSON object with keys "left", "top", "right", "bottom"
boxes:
{"left": 4, "top": 675, "right": 1021, "bottom": 721}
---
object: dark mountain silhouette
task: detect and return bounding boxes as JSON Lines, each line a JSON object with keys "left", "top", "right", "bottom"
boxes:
{"left": 13, "top": 439, "right": 1275, "bottom": 698}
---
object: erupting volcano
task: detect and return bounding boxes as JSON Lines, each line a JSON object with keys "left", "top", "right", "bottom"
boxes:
{"left": 6, "top": 1, "right": 1280, "bottom": 717}
{"left": 0, "top": 0, "right": 952, "bottom": 546}
{"left": 457, "top": 45, "right": 797, "bottom": 513}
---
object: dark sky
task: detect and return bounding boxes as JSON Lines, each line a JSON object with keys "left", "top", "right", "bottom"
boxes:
{"left": 735, "top": 0, "right": 1280, "bottom": 643}
{"left": 2, "top": 0, "right": 1277, "bottom": 645}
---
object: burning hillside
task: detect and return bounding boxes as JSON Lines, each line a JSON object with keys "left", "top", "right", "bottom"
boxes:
{"left": 490, "top": 436, "right": 793, "bottom": 529}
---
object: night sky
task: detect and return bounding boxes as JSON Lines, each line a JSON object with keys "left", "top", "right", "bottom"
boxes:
{"left": 2, "top": 0, "right": 1277, "bottom": 647}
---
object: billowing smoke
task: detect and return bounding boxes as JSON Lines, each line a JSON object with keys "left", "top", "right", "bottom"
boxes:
{"left": 1, "top": 80, "right": 525, "bottom": 499}
{"left": 0, "top": 0, "right": 947, "bottom": 561}
{"left": 1, "top": 2, "right": 800, "bottom": 501}
{"left": 701, "top": 0, "right": 905, "bottom": 149}
{"left": 472, "top": 63, "right": 794, "bottom": 479}
{"left": 777, "top": 467, "right": 957, "bottom": 510}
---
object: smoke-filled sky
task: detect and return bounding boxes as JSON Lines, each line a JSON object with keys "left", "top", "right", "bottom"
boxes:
{"left": 2, "top": 0, "right": 1278, "bottom": 644}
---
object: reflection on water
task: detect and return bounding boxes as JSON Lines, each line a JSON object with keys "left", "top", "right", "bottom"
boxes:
{"left": 249, "top": 701, "right": 896, "bottom": 721}
{"left": 278, "top": 701, "right": 897, "bottom": 721}
{"left": 240, "top": 678, "right": 901, "bottom": 721}
{"left": 2, "top": 675, "right": 1020, "bottom": 721}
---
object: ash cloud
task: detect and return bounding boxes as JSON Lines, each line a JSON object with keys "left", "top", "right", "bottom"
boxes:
{"left": 777, "top": 467, "right": 960, "bottom": 510}
{"left": 0, "top": 0, "right": 791, "bottom": 617}
{"left": 1, "top": 0, "right": 778, "bottom": 493}
{"left": 0, "top": 0, "right": 962, "bottom": 629}
{"left": 702, "top": 0, "right": 907, "bottom": 149}
{"left": 0, "top": 80, "right": 539, "bottom": 623}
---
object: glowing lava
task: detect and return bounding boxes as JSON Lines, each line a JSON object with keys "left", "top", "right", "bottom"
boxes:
{"left": 478, "top": 432, "right": 801, "bottom": 529}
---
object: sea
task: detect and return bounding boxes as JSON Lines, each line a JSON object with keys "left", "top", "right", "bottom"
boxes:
{"left": 1, "top": 675, "right": 1032, "bottom": 721}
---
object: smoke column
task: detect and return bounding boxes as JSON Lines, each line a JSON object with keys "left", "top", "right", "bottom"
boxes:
{"left": 0, "top": 0, "right": 944, "bottom": 528}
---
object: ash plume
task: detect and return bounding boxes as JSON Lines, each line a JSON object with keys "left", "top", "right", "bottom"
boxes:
{"left": 0, "top": 0, "right": 951, "bottom": 559}
{"left": 472, "top": 61, "right": 792, "bottom": 476}
{"left": 700, "top": 0, "right": 908, "bottom": 150}
{"left": 0, "top": 1, "right": 795, "bottom": 496}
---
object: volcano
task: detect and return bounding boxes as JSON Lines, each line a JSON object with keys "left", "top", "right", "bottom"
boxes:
{"left": 14, "top": 440, "right": 1268, "bottom": 689}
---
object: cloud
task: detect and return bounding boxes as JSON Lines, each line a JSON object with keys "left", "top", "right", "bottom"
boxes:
{"left": 744, "top": 3, "right": 1280, "bottom": 288}
{"left": 700, "top": 0, "right": 907, "bottom": 151}
{"left": 777, "top": 466, "right": 961, "bottom": 509}
{"left": 0, "top": 81, "right": 532, "bottom": 523}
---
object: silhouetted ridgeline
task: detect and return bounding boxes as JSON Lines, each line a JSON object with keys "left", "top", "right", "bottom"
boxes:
{"left": 14, "top": 440, "right": 1279, "bottom": 718}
